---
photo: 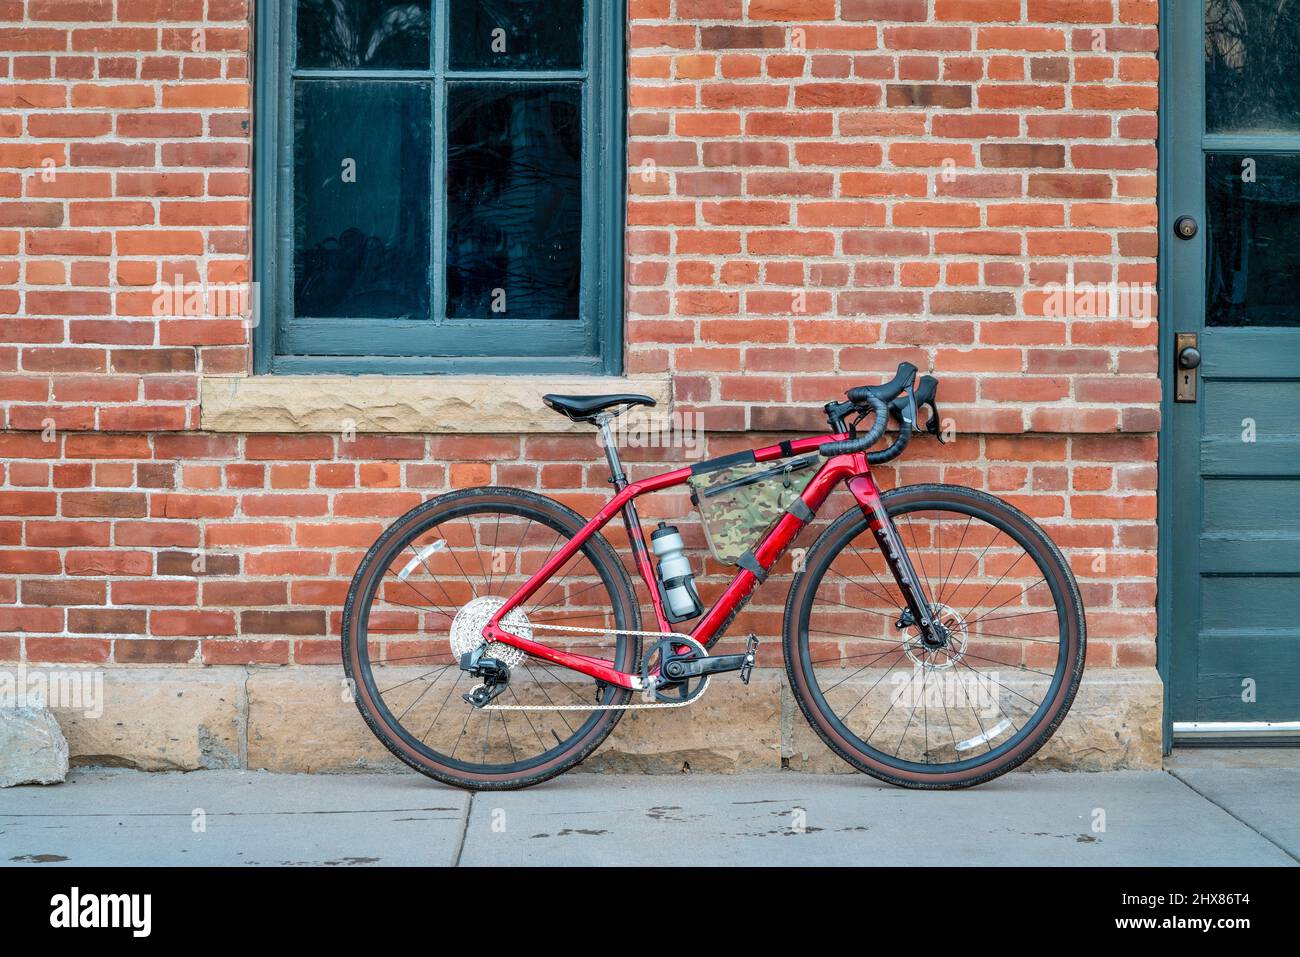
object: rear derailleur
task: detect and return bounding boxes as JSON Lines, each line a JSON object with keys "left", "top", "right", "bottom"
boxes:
{"left": 460, "top": 645, "right": 509, "bottom": 708}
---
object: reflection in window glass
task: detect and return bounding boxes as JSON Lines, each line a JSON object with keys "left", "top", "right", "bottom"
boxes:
{"left": 446, "top": 82, "right": 583, "bottom": 320}
{"left": 1206, "top": 152, "right": 1300, "bottom": 327}
{"left": 297, "top": 0, "right": 432, "bottom": 70}
{"left": 1204, "top": 0, "right": 1300, "bottom": 133}
{"left": 294, "top": 81, "right": 432, "bottom": 319}
{"left": 449, "top": 0, "right": 584, "bottom": 71}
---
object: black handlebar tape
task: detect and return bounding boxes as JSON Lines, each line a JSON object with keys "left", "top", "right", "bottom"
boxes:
{"left": 846, "top": 361, "right": 917, "bottom": 406}
{"left": 819, "top": 392, "right": 889, "bottom": 457}
{"left": 867, "top": 419, "right": 913, "bottom": 465}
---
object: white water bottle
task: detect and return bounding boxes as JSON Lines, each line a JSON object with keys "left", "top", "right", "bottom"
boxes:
{"left": 651, "top": 522, "right": 702, "bottom": 621}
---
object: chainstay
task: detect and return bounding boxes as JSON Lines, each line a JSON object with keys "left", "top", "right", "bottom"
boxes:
{"left": 481, "top": 684, "right": 707, "bottom": 711}
{"left": 482, "top": 622, "right": 709, "bottom": 711}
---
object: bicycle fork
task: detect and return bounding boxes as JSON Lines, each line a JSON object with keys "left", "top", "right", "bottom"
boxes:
{"left": 847, "top": 473, "right": 944, "bottom": 648}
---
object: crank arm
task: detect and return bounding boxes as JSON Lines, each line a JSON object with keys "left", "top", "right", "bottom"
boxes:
{"left": 663, "top": 636, "right": 759, "bottom": 683}
{"left": 691, "top": 653, "right": 750, "bottom": 677}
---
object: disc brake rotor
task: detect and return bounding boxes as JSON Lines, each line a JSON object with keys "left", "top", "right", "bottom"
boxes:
{"left": 902, "top": 602, "right": 969, "bottom": 671}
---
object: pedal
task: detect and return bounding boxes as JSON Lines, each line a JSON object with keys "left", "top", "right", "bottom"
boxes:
{"left": 740, "top": 634, "right": 758, "bottom": 685}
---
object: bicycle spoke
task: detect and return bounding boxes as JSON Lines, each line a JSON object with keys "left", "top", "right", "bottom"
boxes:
{"left": 935, "top": 514, "right": 971, "bottom": 607}
{"left": 810, "top": 648, "right": 903, "bottom": 665}
{"left": 434, "top": 527, "right": 482, "bottom": 601}
{"left": 380, "top": 663, "right": 454, "bottom": 697}
{"left": 821, "top": 645, "right": 901, "bottom": 693}
{"left": 957, "top": 650, "right": 1056, "bottom": 677}
{"left": 973, "top": 606, "right": 1060, "bottom": 625}
{"left": 895, "top": 661, "right": 928, "bottom": 759}
{"left": 848, "top": 544, "right": 902, "bottom": 606}
{"left": 963, "top": 577, "right": 1050, "bottom": 627}
{"left": 904, "top": 514, "right": 935, "bottom": 604}
{"left": 484, "top": 509, "right": 503, "bottom": 595}
{"left": 395, "top": 673, "right": 443, "bottom": 723}
{"left": 967, "top": 626, "right": 1058, "bottom": 644}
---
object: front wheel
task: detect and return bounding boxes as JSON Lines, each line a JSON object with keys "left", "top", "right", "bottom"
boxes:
{"left": 784, "top": 484, "right": 1085, "bottom": 788}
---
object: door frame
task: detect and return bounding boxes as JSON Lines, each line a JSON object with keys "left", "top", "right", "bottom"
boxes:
{"left": 1155, "top": 0, "right": 1187, "bottom": 755}
{"left": 1156, "top": 0, "right": 1300, "bottom": 748}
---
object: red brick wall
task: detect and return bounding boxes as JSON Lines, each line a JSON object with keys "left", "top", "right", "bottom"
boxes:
{"left": 0, "top": 1, "right": 1159, "bottom": 672}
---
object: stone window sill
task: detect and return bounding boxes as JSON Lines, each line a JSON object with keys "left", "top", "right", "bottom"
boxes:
{"left": 199, "top": 374, "right": 674, "bottom": 434}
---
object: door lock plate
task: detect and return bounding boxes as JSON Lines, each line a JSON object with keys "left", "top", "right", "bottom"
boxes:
{"left": 1174, "top": 332, "right": 1198, "bottom": 403}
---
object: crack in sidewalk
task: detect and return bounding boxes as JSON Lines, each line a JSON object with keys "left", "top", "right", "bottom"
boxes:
{"left": 453, "top": 792, "right": 473, "bottom": 867}
{"left": 1165, "top": 768, "right": 1300, "bottom": 864}
{"left": 1, "top": 807, "right": 461, "bottom": 819}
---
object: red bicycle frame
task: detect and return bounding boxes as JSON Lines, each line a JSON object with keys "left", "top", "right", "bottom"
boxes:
{"left": 483, "top": 426, "right": 940, "bottom": 692}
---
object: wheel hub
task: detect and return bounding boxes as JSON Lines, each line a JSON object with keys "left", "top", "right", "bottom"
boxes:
{"left": 901, "top": 603, "right": 969, "bottom": 670}
{"left": 449, "top": 595, "right": 531, "bottom": 669}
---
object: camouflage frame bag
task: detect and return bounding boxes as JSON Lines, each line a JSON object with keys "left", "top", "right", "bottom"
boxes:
{"left": 688, "top": 455, "right": 819, "bottom": 565}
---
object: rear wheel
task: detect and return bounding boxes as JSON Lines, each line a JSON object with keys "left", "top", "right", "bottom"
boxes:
{"left": 342, "top": 487, "right": 641, "bottom": 790}
{"left": 784, "top": 484, "right": 1085, "bottom": 788}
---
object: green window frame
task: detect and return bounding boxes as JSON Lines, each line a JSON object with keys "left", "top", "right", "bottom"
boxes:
{"left": 252, "top": 2, "right": 625, "bottom": 375}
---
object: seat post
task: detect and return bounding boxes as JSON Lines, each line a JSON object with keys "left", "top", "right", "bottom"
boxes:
{"left": 595, "top": 413, "right": 628, "bottom": 490}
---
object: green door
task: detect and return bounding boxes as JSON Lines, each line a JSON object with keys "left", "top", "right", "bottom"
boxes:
{"left": 1165, "top": 1, "right": 1300, "bottom": 741}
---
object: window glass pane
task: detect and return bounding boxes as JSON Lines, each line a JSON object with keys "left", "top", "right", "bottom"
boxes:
{"left": 449, "top": 0, "right": 584, "bottom": 71}
{"left": 1204, "top": 0, "right": 1300, "bottom": 134}
{"left": 1206, "top": 152, "right": 1300, "bottom": 327}
{"left": 294, "top": 81, "right": 432, "bottom": 320}
{"left": 446, "top": 82, "right": 582, "bottom": 320}
{"left": 297, "top": 0, "right": 432, "bottom": 70}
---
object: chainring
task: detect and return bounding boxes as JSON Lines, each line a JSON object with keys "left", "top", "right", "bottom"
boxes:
{"left": 641, "top": 636, "right": 710, "bottom": 704}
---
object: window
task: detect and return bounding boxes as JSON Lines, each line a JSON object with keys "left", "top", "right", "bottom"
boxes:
{"left": 253, "top": 1, "right": 624, "bottom": 374}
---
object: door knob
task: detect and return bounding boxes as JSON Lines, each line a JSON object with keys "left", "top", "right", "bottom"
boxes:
{"left": 1174, "top": 215, "right": 1198, "bottom": 239}
{"left": 1175, "top": 332, "right": 1199, "bottom": 403}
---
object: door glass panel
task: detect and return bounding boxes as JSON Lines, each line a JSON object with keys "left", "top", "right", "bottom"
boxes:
{"left": 297, "top": 0, "right": 432, "bottom": 70}
{"left": 1204, "top": 0, "right": 1300, "bottom": 133}
{"left": 1205, "top": 152, "right": 1300, "bottom": 327}
{"left": 449, "top": 0, "right": 584, "bottom": 71}
{"left": 294, "top": 81, "right": 432, "bottom": 319}
{"left": 445, "top": 82, "right": 583, "bottom": 320}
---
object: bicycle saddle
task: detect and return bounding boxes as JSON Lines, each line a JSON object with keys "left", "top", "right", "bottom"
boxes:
{"left": 542, "top": 393, "right": 656, "bottom": 422}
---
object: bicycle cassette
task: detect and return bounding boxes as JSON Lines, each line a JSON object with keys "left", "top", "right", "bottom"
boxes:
{"left": 450, "top": 595, "right": 531, "bottom": 669}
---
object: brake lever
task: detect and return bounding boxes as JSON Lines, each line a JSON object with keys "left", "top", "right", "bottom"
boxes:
{"left": 889, "top": 376, "right": 943, "bottom": 443}
{"left": 901, "top": 387, "right": 919, "bottom": 430}
{"left": 914, "top": 375, "right": 943, "bottom": 443}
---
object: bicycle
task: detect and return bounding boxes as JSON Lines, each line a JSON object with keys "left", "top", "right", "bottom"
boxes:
{"left": 342, "top": 362, "right": 1086, "bottom": 790}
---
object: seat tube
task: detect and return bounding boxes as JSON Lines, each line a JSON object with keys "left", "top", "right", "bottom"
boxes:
{"left": 597, "top": 415, "right": 672, "bottom": 632}
{"left": 847, "top": 472, "right": 940, "bottom": 641}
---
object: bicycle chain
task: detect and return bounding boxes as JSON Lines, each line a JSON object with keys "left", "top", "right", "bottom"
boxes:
{"left": 480, "top": 621, "right": 710, "bottom": 712}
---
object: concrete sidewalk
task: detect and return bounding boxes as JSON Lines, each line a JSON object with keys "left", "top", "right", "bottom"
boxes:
{"left": 1, "top": 752, "right": 1296, "bottom": 867}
